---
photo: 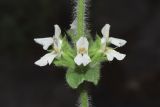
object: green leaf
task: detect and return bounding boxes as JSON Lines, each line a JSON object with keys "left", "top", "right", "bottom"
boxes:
{"left": 91, "top": 52, "right": 106, "bottom": 63}
{"left": 66, "top": 68, "right": 85, "bottom": 89}
{"left": 66, "top": 63, "right": 101, "bottom": 89}
{"left": 67, "top": 30, "right": 78, "bottom": 43}
{"left": 84, "top": 63, "right": 101, "bottom": 85}
{"left": 88, "top": 35, "right": 106, "bottom": 63}
{"left": 89, "top": 35, "right": 101, "bottom": 57}
{"left": 54, "top": 58, "right": 74, "bottom": 68}
{"left": 54, "top": 36, "right": 76, "bottom": 68}
{"left": 61, "top": 37, "right": 76, "bottom": 56}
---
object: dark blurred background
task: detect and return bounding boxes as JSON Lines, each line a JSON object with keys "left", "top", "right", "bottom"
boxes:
{"left": 0, "top": 0, "right": 160, "bottom": 107}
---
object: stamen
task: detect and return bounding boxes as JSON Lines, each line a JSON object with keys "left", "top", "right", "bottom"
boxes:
{"left": 54, "top": 47, "right": 60, "bottom": 53}
{"left": 79, "top": 47, "right": 86, "bottom": 54}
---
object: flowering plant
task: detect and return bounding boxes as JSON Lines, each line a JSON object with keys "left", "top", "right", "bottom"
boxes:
{"left": 34, "top": 0, "right": 126, "bottom": 106}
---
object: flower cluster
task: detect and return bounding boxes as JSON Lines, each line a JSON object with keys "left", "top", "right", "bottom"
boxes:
{"left": 34, "top": 23, "right": 127, "bottom": 89}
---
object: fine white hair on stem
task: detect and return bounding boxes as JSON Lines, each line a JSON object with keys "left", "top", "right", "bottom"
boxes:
{"left": 77, "top": 92, "right": 92, "bottom": 107}
{"left": 72, "top": 0, "right": 91, "bottom": 31}
{"left": 70, "top": 0, "right": 77, "bottom": 22}
{"left": 76, "top": 97, "right": 81, "bottom": 107}
{"left": 84, "top": 0, "right": 91, "bottom": 31}
{"left": 88, "top": 95, "right": 92, "bottom": 107}
{"left": 77, "top": 96, "right": 89, "bottom": 107}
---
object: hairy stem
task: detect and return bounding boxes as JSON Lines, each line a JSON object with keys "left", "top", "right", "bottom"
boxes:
{"left": 79, "top": 89, "right": 89, "bottom": 107}
{"left": 76, "top": 0, "right": 86, "bottom": 37}
{"left": 76, "top": 0, "right": 89, "bottom": 106}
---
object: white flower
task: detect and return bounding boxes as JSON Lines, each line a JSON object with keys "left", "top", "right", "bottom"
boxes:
{"left": 101, "top": 24, "right": 127, "bottom": 61}
{"left": 104, "top": 48, "right": 126, "bottom": 61}
{"left": 70, "top": 19, "right": 77, "bottom": 34}
{"left": 74, "top": 37, "right": 91, "bottom": 66}
{"left": 34, "top": 25, "right": 62, "bottom": 66}
{"left": 70, "top": 19, "right": 77, "bottom": 30}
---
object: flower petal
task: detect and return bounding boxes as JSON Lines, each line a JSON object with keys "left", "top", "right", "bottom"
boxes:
{"left": 53, "top": 37, "right": 62, "bottom": 50}
{"left": 34, "top": 52, "right": 57, "bottom": 67}
{"left": 76, "top": 37, "right": 89, "bottom": 50}
{"left": 106, "top": 49, "right": 126, "bottom": 61}
{"left": 81, "top": 54, "right": 91, "bottom": 66}
{"left": 70, "top": 19, "right": 77, "bottom": 30}
{"left": 109, "top": 37, "right": 127, "bottom": 47}
{"left": 54, "top": 25, "right": 61, "bottom": 38}
{"left": 101, "top": 24, "right": 110, "bottom": 38}
{"left": 105, "top": 51, "right": 114, "bottom": 61}
{"left": 74, "top": 54, "right": 83, "bottom": 66}
{"left": 34, "top": 37, "right": 53, "bottom": 50}
{"left": 101, "top": 37, "right": 107, "bottom": 50}
{"left": 74, "top": 54, "right": 91, "bottom": 66}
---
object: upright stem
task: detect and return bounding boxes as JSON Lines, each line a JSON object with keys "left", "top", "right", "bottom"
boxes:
{"left": 79, "top": 89, "right": 89, "bottom": 107}
{"left": 76, "top": 0, "right": 86, "bottom": 37}
{"left": 76, "top": 0, "right": 89, "bottom": 106}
